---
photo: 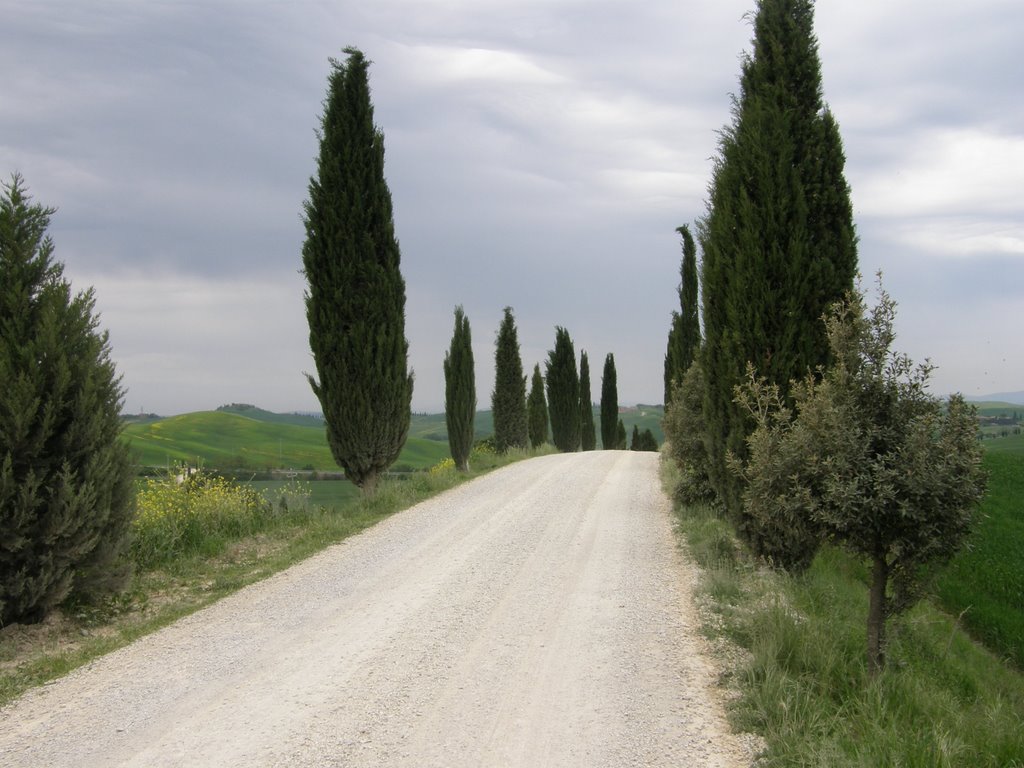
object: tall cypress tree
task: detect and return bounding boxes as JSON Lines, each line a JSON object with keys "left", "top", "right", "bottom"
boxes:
{"left": 492, "top": 306, "right": 529, "bottom": 452}
{"left": 600, "top": 353, "right": 619, "bottom": 449}
{"left": 699, "top": 0, "right": 857, "bottom": 549}
{"left": 664, "top": 224, "right": 700, "bottom": 407}
{"left": 303, "top": 48, "right": 413, "bottom": 494}
{"left": 579, "top": 351, "right": 596, "bottom": 451}
{"left": 444, "top": 306, "right": 475, "bottom": 472}
{"left": 1, "top": 176, "right": 134, "bottom": 624}
{"left": 527, "top": 363, "right": 549, "bottom": 448}
{"left": 545, "top": 327, "right": 581, "bottom": 452}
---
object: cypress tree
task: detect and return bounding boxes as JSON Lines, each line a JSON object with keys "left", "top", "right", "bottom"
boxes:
{"left": 579, "top": 351, "right": 597, "bottom": 451}
{"left": 600, "top": 353, "right": 619, "bottom": 449}
{"left": 527, "top": 363, "right": 549, "bottom": 448}
{"left": 616, "top": 419, "right": 627, "bottom": 450}
{"left": 1, "top": 176, "right": 134, "bottom": 624}
{"left": 698, "top": 0, "right": 857, "bottom": 547}
{"left": 663, "top": 361, "right": 716, "bottom": 505}
{"left": 641, "top": 429, "right": 659, "bottom": 452}
{"left": 545, "top": 327, "right": 580, "bottom": 452}
{"left": 492, "top": 306, "right": 529, "bottom": 452}
{"left": 303, "top": 48, "right": 413, "bottom": 495}
{"left": 630, "top": 424, "right": 641, "bottom": 451}
{"left": 664, "top": 224, "right": 700, "bottom": 406}
{"left": 443, "top": 306, "right": 475, "bottom": 471}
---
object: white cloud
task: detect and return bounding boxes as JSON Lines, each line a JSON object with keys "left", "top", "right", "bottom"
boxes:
{"left": 404, "top": 44, "right": 567, "bottom": 85}
{"left": 855, "top": 129, "right": 1024, "bottom": 219}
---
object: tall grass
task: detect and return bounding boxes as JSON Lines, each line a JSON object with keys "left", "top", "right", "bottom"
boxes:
{"left": 132, "top": 470, "right": 299, "bottom": 567}
{"left": 661, "top": 455, "right": 1024, "bottom": 767}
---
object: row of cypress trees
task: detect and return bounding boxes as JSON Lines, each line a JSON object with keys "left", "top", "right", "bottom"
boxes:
{"left": 300, "top": 48, "right": 638, "bottom": 478}
{"left": 445, "top": 308, "right": 632, "bottom": 466}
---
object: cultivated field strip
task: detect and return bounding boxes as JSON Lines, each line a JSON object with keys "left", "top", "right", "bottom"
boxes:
{"left": 0, "top": 452, "right": 749, "bottom": 767}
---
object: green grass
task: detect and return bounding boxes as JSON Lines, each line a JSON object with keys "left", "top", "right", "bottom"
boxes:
{"left": 983, "top": 431, "right": 1024, "bottom": 454}
{"left": 936, "top": 451, "right": 1024, "bottom": 668}
{"left": 661, "top": 454, "right": 1024, "bottom": 767}
{"left": 245, "top": 479, "right": 359, "bottom": 510}
{"left": 122, "top": 410, "right": 450, "bottom": 471}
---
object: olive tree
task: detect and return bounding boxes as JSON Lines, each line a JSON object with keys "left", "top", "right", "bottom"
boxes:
{"left": 735, "top": 279, "right": 986, "bottom": 675}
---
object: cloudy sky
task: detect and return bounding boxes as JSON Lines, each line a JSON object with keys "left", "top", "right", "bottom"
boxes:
{"left": 3, "top": 0, "right": 1022, "bottom": 415}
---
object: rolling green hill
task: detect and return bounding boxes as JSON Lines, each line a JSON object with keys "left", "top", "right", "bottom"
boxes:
{"left": 122, "top": 411, "right": 448, "bottom": 472}
{"left": 214, "top": 403, "right": 326, "bottom": 428}
{"left": 615, "top": 404, "right": 665, "bottom": 446}
{"left": 122, "top": 401, "right": 668, "bottom": 474}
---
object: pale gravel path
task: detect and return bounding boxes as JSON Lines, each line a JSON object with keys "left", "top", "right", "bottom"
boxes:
{"left": 0, "top": 451, "right": 751, "bottom": 767}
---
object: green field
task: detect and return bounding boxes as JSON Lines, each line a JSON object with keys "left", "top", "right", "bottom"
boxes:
{"left": 981, "top": 431, "right": 1024, "bottom": 454}
{"left": 936, "top": 450, "right": 1024, "bottom": 667}
{"left": 123, "top": 410, "right": 449, "bottom": 472}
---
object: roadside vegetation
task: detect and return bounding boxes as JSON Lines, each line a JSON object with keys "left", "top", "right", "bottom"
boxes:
{"left": 0, "top": 444, "right": 550, "bottom": 708}
{"left": 662, "top": 454, "right": 1024, "bottom": 766}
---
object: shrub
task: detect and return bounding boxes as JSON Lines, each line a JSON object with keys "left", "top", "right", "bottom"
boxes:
{"left": 133, "top": 469, "right": 273, "bottom": 568}
{"left": 1, "top": 176, "right": 135, "bottom": 624}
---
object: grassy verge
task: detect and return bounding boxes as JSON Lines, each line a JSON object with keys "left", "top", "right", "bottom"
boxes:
{"left": 0, "top": 445, "right": 550, "bottom": 708}
{"left": 661, "top": 455, "right": 1024, "bottom": 767}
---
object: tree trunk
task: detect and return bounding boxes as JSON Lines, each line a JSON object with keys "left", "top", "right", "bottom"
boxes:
{"left": 359, "top": 470, "right": 379, "bottom": 497}
{"left": 867, "top": 553, "right": 888, "bottom": 677}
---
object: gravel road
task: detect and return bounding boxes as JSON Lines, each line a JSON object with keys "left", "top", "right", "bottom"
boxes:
{"left": 0, "top": 451, "right": 751, "bottom": 767}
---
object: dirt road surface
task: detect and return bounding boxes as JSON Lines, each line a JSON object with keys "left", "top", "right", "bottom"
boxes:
{"left": 0, "top": 451, "right": 752, "bottom": 767}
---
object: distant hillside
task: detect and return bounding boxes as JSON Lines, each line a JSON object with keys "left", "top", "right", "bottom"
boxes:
{"left": 967, "top": 392, "right": 1024, "bottom": 406}
{"left": 215, "top": 403, "right": 325, "bottom": 428}
{"left": 122, "top": 402, "right": 666, "bottom": 472}
{"left": 616, "top": 405, "right": 665, "bottom": 446}
{"left": 409, "top": 411, "right": 495, "bottom": 442}
{"left": 971, "top": 401, "right": 1024, "bottom": 418}
{"left": 122, "top": 410, "right": 448, "bottom": 472}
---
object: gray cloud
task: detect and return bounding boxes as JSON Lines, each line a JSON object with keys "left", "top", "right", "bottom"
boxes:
{"left": 2, "top": 0, "right": 1021, "bottom": 414}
